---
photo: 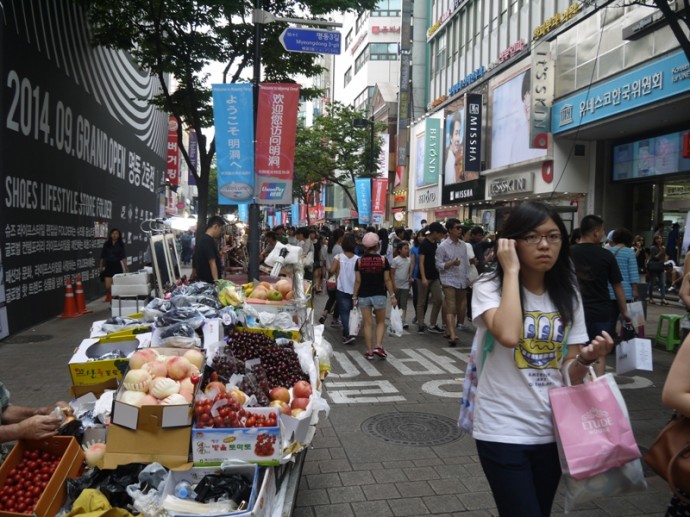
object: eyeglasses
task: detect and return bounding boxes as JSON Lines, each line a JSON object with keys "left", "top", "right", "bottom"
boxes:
{"left": 520, "top": 233, "right": 563, "bottom": 245}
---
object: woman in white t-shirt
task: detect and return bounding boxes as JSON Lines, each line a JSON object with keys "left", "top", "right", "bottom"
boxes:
{"left": 470, "top": 201, "right": 613, "bottom": 517}
{"left": 330, "top": 233, "right": 359, "bottom": 345}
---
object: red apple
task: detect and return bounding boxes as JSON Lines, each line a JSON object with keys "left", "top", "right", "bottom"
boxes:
{"left": 293, "top": 380, "right": 313, "bottom": 399}
{"left": 290, "top": 397, "right": 310, "bottom": 411}
{"left": 269, "top": 386, "right": 290, "bottom": 404}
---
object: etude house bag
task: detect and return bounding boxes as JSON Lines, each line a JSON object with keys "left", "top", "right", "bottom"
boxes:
{"left": 549, "top": 369, "right": 641, "bottom": 480}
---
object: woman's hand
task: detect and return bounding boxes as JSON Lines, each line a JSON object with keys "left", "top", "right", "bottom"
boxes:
{"left": 579, "top": 331, "right": 614, "bottom": 362}
{"left": 496, "top": 239, "right": 520, "bottom": 275}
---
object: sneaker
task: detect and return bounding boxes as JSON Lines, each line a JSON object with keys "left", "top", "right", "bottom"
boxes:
{"left": 402, "top": 324, "right": 409, "bottom": 330}
{"left": 373, "top": 347, "right": 387, "bottom": 358}
{"left": 364, "top": 351, "right": 375, "bottom": 360}
{"left": 318, "top": 316, "right": 326, "bottom": 324}
{"left": 428, "top": 325, "right": 444, "bottom": 334}
{"left": 458, "top": 322, "right": 475, "bottom": 332}
{"left": 417, "top": 325, "right": 426, "bottom": 334}
{"left": 343, "top": 336, "right": 356, "bottom": 345}
{"left": 331, "top": 319, "right": 342, "bottom": 327}
{"left": 412, "top": 317, "right": 417, "bottom": 325}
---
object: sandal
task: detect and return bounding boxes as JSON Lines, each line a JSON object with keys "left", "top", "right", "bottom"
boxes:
{"left": 373, "top": 347, "right": 387, "bottom": 358}
{"left": 648, "top": 299, "right": 656, "bottom": 305}
{"left": 448, "top": 338, "right": 457, "bottom": 347}
{"left": 364, "top": 351, "right": 375, "bottom": 360}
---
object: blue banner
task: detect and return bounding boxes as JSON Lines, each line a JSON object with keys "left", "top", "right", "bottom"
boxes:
{"left": 237, "top": 203, "right": 249, "bottom": 223}
{"left": 212, "top": 84, "right": 254, "bottom": 204}
{"left": 551, "top": 49, "right": 690, "bottom": 134}
{"left": 267, "top": 215, "right": 275, "bottom": 228}
{"left": 355, "top": 178, "right": 371, "bottom": 224}
{"left": 291, "top": 203, "right": 300, "bottom": 225}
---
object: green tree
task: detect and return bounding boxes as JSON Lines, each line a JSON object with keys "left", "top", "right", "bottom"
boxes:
{"left": 293, "top": 126, "right": 332, "bottom": 225}
{"left": 293, "top": 102, "right": 386, "bottom": 211}
{"left": 78, "top": 0, "right": 378, "bottom": 239}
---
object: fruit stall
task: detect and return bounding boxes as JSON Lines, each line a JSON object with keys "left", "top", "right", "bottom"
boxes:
{"left": 0, "top": 268, "right": 331, "bottom": 517}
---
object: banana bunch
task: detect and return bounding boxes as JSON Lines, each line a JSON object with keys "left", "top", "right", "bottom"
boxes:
{"left": 241, "top": 282, "right": 254, "bottom": 298}
{"left": 218, "top": 285, "right": 244, "bottom": 307}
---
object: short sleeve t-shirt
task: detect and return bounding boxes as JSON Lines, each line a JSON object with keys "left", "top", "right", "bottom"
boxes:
{"left": 571, "top": 243, "right": 623, "bottom": 322}
{"left": 194, "top": 234, "right": 221, "bottom": 283}
{"left": 419, "top": 239, "right": 439, "bottom": 281}
{"left": 356, "top": 254, "right": 390, "bottom": 298}
{"left": 470, "top": 277, "right": 589, "bottom": 444}
{"left": 391, "top": 256, "right": 411, "bottom": 290}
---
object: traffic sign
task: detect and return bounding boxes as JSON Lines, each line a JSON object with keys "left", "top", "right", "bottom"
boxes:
{"left": 279, "top": 27, "right": 341, "bottom": 55}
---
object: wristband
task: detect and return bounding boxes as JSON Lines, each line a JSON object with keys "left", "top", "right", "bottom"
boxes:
{"left": 575, "top": 353, "right": 596, "bottom": 367}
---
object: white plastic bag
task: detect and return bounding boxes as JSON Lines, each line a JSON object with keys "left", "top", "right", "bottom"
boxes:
{"left": 562, "top": 459, "right": 647, "bottom": 512}
{"left": 389, "top": 307, "right": 404, "bottom": 337}
{"left": 349, "top": 307, "right": 361, "bottom": 336}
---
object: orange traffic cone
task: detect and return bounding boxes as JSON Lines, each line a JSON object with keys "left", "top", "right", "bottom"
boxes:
{"left": 59, "top": 277, "right": 80, "bottom": 318}
{"left": 74, "top": 275, "right": 92, "bottom": 314}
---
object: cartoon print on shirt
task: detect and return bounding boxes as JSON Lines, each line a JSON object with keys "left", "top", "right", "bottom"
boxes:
{"left": 515, "top": 311, "right": 566, "bottom": 369}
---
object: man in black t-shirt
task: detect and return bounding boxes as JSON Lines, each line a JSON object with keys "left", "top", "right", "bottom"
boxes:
{"left": 571, "top": 214, "right": 632, "bottom": 375}
{"left": 416, "top": 222, "right": 446, "bottom": 334}
{"left": 193, "top": 215, "right": 225, "bottom": 283}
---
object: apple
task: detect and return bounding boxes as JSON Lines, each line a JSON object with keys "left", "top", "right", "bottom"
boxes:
{"left": 269, "top": 400, "right": 291, "bottom": 415}
{"left": 290, "top": 408, "right": 305, "bottom": 417}
{"left": 293, "top": 380, "right": 313, "bottom": 399}
{"left": 267, "top": 289, "right": 283, "bottom": 302}
{"left": 204, "top": 381, "right": 226, "bottom": 395}
{"left": 229, "top": 389, "right": 247, "bottom": 405}
{"left": 269, "top": 386, "right": 290, "bottom": 404}
{"left": 290, "top": 397, "right": 310, "bottom": 411}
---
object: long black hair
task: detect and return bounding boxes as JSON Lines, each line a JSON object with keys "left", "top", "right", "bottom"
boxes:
{"left": 328, "top": 228, "right": 344, "bottom": 254}
{"left": 490, "top": 201, "right": 577, "bottom": 325}
{"left": 377, "top": 228, "right": 389, "bottom": 257}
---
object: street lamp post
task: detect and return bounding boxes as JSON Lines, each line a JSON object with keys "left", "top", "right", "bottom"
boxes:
{"left": 353, "top": 117, "right": 375, "bottom": 176}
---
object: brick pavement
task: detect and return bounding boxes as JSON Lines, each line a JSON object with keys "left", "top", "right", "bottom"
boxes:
{"left": 0, "top": 287, "right": 686, "bottom": 516}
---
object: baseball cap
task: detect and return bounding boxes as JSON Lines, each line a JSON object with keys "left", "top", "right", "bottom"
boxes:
{"left": 362, "top": 232, "right": 380, "bottom": 248}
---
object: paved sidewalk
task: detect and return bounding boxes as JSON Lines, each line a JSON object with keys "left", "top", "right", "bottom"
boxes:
{"left": 0, "top": 289, "right": 686, "bottom": 516}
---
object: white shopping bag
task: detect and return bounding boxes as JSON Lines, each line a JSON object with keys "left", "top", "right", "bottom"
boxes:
{"left": 616, "top": 338, "right": 653, "bottom": 375}
{"left": 349, "top": 307, "right": 361, "bottom": 336}
{"left": 388, "top": 307, "right": 404, "bottom": 337}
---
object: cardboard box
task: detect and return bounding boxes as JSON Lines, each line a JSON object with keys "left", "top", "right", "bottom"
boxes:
{"left": 192, "top": 408, "right": 281, "bottom": 466}
{"left": 70, "top": 377, "right": 119, "bottom": 399}
{"left": 104, "top": 421, "right": 192, "bottom": 470}
{"left": 0, "top": 437, "right": 84, "bottom": 517}
{"left": 68, "top": 338, "right": 141, "bottom": 386}
{"left": 233, "top": 326, "right": 301, "bottom": 342}
{"left": 162, "top": 464, "right": 259, "bottom": 516}
{"left": 110, "top": 347, "right": 204, "bottom": 431}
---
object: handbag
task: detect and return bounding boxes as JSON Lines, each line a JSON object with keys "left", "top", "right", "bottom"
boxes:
{"left": 468, "top": 264, "right": 479, "bottom": 285}
{"left": 326, "top": 274, "right": 337, "bottom": 290}
{"left": 549, "top": 368, "right": 641, "bottom": 480}
{"left": 626, "top": 300, "right": 645, "bottom": 337}
{"left": 615, "top": 337, "right": 653, "bottom": 374}
{"left": 647, "top": 259, "right": 664, "bottom": 273}
{"left": 643, "top": 413, "right": 690, "bottom": 504}
{"left": 457, "top": 331, "right": 494, "bottom": 434}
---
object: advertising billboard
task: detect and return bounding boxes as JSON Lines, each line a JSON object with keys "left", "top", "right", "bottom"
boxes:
{"left": 1, "top": 1, "right": 166, "bottom": 334}
{"left": 490, "top": 68, "right": 547, "bottom": 169}
{"left": 444, "top": 100, "right": 465, "bottom": 186}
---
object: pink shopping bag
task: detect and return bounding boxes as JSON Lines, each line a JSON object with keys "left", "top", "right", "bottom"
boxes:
{"left": 549, "top": 373, "right": 641, "bottom": 480}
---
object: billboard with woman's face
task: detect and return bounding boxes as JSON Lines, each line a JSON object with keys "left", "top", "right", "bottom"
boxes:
{"left": 444, "top": 104, "right": 464, "bottom": 185}
{"left": 490, "top": 68, "right": 547, "bottom": 169}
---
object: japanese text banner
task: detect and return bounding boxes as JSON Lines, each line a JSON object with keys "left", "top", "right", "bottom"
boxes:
{"left": 212, "top": 84, "right": 254, "bottom": 204}
{"left": 255, "top": 83, "right": 301, "bottom": 204}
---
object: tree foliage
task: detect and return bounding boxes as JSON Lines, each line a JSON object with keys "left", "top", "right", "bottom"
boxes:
{"left": 293, "top": 102, "right": 387, "bottom": 211}
{"left": 77, "top": 0, "right": 378, "bottom": 237}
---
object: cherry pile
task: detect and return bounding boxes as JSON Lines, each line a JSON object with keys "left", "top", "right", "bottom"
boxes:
{"left": 194, "top": 392, "right": 278, "bottom": 428}
{"left": 254, "top": 433, "right": 277, "bottom": 457}
{"left": 224, "top": 331, "right": 309, "bottom": 389}
{"left": 0, "top": 449, "right": 60, "bottom": 513}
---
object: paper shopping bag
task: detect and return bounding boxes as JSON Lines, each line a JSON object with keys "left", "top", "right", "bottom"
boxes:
{"left": 549, "top": 374, "right": 641, "bottom": 480}
{"left": 349, "top": 307, "right": 361, "bottom": 336}
{"left": 616, "top": 338, "right": 653, "bottom": 375}
{"left": 626, "top": 301, "right": 645, "bottom": 337}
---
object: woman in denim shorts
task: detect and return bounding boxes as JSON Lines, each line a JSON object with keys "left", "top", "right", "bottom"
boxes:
{"left": 352, "top": 232, "right": 397, "bottom": 359}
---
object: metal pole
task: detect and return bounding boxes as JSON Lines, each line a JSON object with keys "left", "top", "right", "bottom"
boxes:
{"left": 248, "top": 0, "right": 262, "bottom": 282}
{"left": 370, "top": 117, "right": 375, "bottom": 176}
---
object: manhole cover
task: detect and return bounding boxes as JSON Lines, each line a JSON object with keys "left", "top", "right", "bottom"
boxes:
{"left": 361, "top": 412, "right": 463, "bottom": 447}
{"left": 2, "top": 334, "right": 53, "bottom": 344}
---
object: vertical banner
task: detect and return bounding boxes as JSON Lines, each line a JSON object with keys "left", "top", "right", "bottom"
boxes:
{"left": 423, "top": 117, "right": 441, "bottom": 186}
{"left": 166, "top": 116, "right": 180, "bottom": 186}
{"left": 187, "top": 130, "right": 198, "bottom": 185}
{"left": 212, "top": 84, "right": 254, "bottom": 204}
{"left": 371, "top": 178, "right": 388, "bottom": 224}
{"left": 291, "top": 204, "right": 300, "bottom": 225}
{"left": 378, "top": 133, "right": 390, "bottom": 177}
{"left": 530, "top": 41, "right": 555, "bottom": 149}
{"left": 299, "top": 204, "right": 307, "bottom": 224}
{"left": 355, "top": 178, "right": 372, "bottom": 224}
{"left": 237, "top": 203, "right": 249, "bottom": 223}
{"left": 255, "top": 83, "right": 301, "bottom": 204}
{"left": 464, "top": 94, "right": 482, "bottom": 173}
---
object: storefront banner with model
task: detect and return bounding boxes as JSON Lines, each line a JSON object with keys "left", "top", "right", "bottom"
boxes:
{"left": 490, "top": 65, "right": 547, "bottom": 168}
{"left": 213, "top": 83, "right": 255, "bottom": 204}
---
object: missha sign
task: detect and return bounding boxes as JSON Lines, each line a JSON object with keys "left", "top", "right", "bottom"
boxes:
{"left": 489, "top": 173, "right": 534, "bottom": 198}
{"left": 442, "top": 178, "right": 485, "bottom": 205}
{"left": 464, "top": 94, "right": 482, "bottom": 172}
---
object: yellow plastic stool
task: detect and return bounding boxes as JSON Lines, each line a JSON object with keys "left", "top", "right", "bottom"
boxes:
{"left": 656, "top": 314, "right": 682, "bottom": 351}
